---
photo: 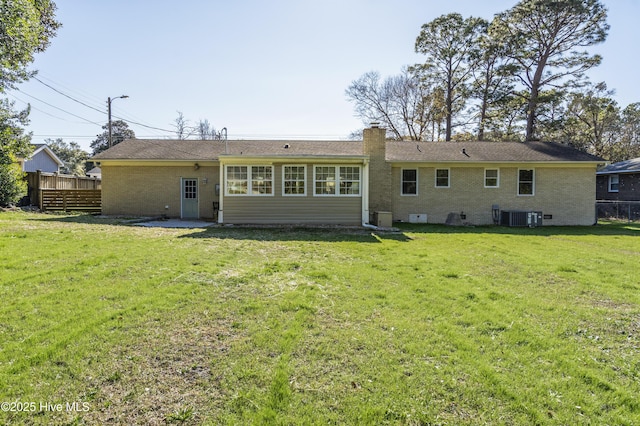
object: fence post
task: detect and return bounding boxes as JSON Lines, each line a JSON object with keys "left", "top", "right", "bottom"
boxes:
{"left": 36, "top": 170, "right": 42, "bottom": 208}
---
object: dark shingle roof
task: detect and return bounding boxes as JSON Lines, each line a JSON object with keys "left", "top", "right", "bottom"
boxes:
{"left": 596, "top": 157, "right": 640, "bottom": 174}
{"left": 386, "top": 141, "right": 604, "bottom": 163}
{"left": 91, "top": 139, "right": 364, "bottom": 160}
{"left": 224, "top": 140, "right": 364, "bottom": 157}
{"left": 91, "top": 140, "right": 223, "bottom": 160}
{"left": 92, "top": 138, "right": 603, "bottom": 164}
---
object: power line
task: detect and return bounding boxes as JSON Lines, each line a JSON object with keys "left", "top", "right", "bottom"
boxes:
{"left": 33, "top": 77, "right": 105, "bottom": 114}
{"left": 13, "top": 88, "right": 103, "bottom": 125}
{"left": 21, "top": 77, "right": 241, "bottom": 139}
{"left": 32, "top": 134, "right": 96, "bottom": 139}
{"left": 33, "top": 76, "right": 176, "bottom": 134}
{"left": 109, "top": 114, "right": 175, "bottom": 133}
{"left": 36, "top": 73, "right": 105, "bottom": 106}
{"left": 8, "top": 92, "right": 70, "bottom": 121}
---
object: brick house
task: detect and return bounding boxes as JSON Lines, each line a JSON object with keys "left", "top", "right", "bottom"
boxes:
{"left": 596, "top": 158, "right": 640, "bottom": 201}
{"left": 92, "top": 125, "right": 603, "bottom": 226}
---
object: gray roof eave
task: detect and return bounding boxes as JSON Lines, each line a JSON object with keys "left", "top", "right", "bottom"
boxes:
{"left": 596, "top": 169, "right": 640, "bottom": 175}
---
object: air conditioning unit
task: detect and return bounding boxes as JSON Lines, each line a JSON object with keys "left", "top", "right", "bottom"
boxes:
{"left": 373, "top": 211, "right": 392, "bottom": 228}
{"left": 501, "top": 210, "right": 543, "bottom": 227}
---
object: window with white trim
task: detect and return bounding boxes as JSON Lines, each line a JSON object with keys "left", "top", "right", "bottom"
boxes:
{"left": 339, "top": 166, "right": 360, "bottom": 195}
{"left": 226, "top": 166, "right": 248, "bottom": 195}
{"left": 608, "top": 174, "right": 619, "bottom": 192}
{"left": 225, "top": 165, "right": 273, "bottom": 195}
{"left": 283, "top": 165, "right": 306, "bottom": 196}
{"left": 402, "top": 169, "right": 417, "bottom": 195}
{"left": 314, "top": 166, "right": 335, "bottom": 195}
{"left": 313, "top": 165, "right": 361, "bottom": 196}
{"left": 435, "top": 168, "right": 450, "bottom": 188}
{"left": 251, "top": 166, "right": 272, "bottom": 194}
{"left": 484, "top": 168, "right": 499, "bottom": 188}
{"left": 518, "top": 169, "right": 535, "bottom": 196}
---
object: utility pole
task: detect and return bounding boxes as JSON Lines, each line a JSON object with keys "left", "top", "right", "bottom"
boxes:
{"left": 108, "top": 95, "right": 129, "bottom": 148}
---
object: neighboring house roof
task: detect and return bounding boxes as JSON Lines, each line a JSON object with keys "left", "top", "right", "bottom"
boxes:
{"left": 21, "top": 144, "right": 65, "bottom": 173}
{"left": 86, "top": 166, "right": 101, "bottom": 177}
{"left": 92, "top": 138, "right": 603, "bottom": 164}
{"left": 596, "top": 157, "right": 640, "bottom": 175}
{"left": 91, "top": 139, "right": 365, "bottom": 161}
{"left": 30, "top": 144, "right": 65, "bottom": 166}
{"left": 387, "top": 141, "right": 604, "bottom": 163}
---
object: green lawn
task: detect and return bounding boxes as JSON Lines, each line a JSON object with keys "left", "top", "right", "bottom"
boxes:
{"left": 1, "top": 211, "right": 639, "bottom": 425}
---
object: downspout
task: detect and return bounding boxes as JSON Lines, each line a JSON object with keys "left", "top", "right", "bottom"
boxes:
{"left": 218, "top": 161, "right": 224, "bottom": 223}
{"left": 218, "top": 129, "right": 228, "bottom": 223}
{"left": 361, "top": 158, "right": 370, "bottom": 226}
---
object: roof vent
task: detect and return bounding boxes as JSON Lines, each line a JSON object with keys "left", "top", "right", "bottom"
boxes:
{"left": 284, "top": 143, "right": 290, "bottom": 149}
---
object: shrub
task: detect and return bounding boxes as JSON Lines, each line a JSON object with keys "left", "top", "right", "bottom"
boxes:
{"left": 0, "top": 163, "right": 27, "bottom": 206}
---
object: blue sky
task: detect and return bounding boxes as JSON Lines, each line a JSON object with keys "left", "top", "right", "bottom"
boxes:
{"left": 8, "top": 0, "right": 640, "bottom": 151}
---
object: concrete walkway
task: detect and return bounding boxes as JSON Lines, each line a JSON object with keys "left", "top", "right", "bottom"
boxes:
{"left": 134, "top": 219, "right": 216, "bottom": 228}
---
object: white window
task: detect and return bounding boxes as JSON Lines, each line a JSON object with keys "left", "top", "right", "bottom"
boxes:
{"left": 225, "top": 165, "right": 273, "bottom": 196}
{"left": 402, "top": 169, "right": 418, "bottom": 195}
{"left": 314, "top": 166, "right": 336, "bottom": 195}
{"left": 283, "top": 165, "right": 306, "bottom": 196}
{"left": 226, "top": 166, "right": 248, "bottom": 195}
{"left": 251, "top": 166, "right": 272, "bottom": 195}
{"left": 435, "top": 168, "right": 450, "bottom": 188}
{"left": 313, "top": 165, "right": 361, "bottom": 196}
{"left": 339, "top": 166, "right": 360, "bottom": 195}
{"left": 518, "top": 169, "right": 535, "bottom": 196}
{"left": 608, "top": 174, "right": 619, "bottom": 192}
{"left": 484, "top": 168, "right": 499, "bottom": 188}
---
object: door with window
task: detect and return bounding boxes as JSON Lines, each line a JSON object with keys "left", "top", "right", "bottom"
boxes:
{"left": 181, "top": 178, "right": 198, "bottom": 219}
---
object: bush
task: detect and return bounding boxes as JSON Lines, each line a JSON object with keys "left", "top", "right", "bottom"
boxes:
{"left": 0, "top": 163, "right": 27, "bottom": 206}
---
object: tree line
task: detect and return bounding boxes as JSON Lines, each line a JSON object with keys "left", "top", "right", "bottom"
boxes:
{"left": 346, "top": 0, "right": 639, "bottom": 162}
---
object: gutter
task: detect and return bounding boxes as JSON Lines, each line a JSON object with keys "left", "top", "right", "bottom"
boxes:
{"left": 218, "top": 164, "right": 224, "bottom": 224}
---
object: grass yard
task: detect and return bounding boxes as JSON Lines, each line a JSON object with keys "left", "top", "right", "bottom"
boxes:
{"left": 0, "top": 211, "right": 639, "bottom": 425}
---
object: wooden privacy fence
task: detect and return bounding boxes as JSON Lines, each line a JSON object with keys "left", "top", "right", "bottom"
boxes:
{"left": 40, "top": 189, "right": 102, "bottom": 212}
{"left": 27, "top": 171, "right": 102, "bottom": 212}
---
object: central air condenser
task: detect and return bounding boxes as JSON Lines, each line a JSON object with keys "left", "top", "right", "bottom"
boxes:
{"left": 501, "top": 210, "right": 543, "bottom": 227}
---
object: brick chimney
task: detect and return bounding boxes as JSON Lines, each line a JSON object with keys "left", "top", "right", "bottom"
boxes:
{"left": 363, "top": 123, "right": 392, "bottom": 219}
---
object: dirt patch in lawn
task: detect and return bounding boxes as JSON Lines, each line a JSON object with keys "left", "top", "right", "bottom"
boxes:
{"left": 82, "top": 312, "right": 239, "bottom": 425}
